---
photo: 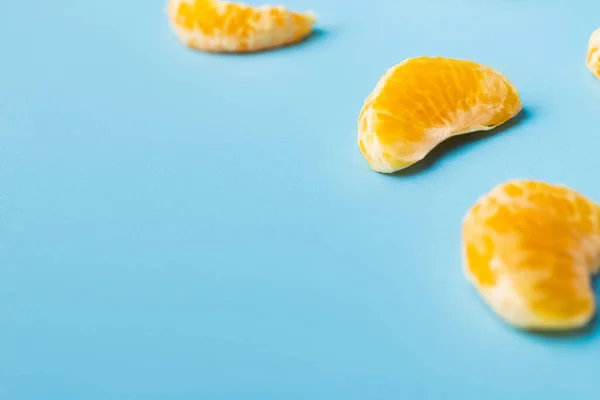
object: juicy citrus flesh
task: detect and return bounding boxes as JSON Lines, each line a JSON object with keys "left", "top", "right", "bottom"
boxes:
{"left": 463, "top": 180, "right": 600, "bottom": 330}
{"left": 358, "top": 57, "right": 522, "bottom": 173}
{"left": 587, "top": 28, "right": 600, "bottom": 79}
{"left": 167, "top": 0, "right": 316, "bottom": 53}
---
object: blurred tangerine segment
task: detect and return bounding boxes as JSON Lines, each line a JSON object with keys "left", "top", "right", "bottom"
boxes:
{"left": 463, "top": 180, "right": 600, "bottom": 331}
{"left": 167, "top": 0, "right": 316, "bottom": 53}
{"left": 358, "top": 57, "right": 522, "bottom": 173}
{"left": 587, "top": 28, "right": 600, "bottom": 79}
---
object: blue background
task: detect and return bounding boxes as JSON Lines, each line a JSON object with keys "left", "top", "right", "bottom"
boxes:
{"left": 2, "top": 0, "right": 600, "bottom": 398}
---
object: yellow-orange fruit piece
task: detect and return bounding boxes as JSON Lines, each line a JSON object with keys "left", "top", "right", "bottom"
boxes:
{"left": 587, "top": 28, "right": 600, "bottom": 79}
{"left": 167, "top": 0, "right": 316, "bottom": 53}
{"left": 358, "top": 57, "right": 522, "bottom": 173}
{"left": 463, "top": 180, "right": 600, "bottom": 331}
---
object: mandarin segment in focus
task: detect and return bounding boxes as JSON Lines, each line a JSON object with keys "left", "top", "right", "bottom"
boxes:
{"left": 462, "top": 180, "right": 600, "bottom": 331}
{"left": 358, "top": 57, "right": 522, "bottom": 173}
{"left": 587, "top": 28, "right": 600, "bottom": 79}
{"left": 167, "top": 0, "right": 316, "bottom": 53}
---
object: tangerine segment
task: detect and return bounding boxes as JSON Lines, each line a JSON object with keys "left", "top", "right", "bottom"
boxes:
{"left": 167, "top": 0, "right": 316, "bottom": 53}
{"left": 463, "top": 180, "right": 600, "bottom": 331}
{"left": 587, "top": 28, "right": 600, "bottom": 79}
{"left": 358, "top": 57, "right": 522, "bottom": 173}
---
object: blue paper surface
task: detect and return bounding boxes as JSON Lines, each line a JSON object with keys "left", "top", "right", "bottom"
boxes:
{"left": 2, "top": 0, "right": 600, "bottom": 398}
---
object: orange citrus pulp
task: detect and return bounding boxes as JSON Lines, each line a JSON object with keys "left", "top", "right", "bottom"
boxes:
{"left": 463, "top": 180, "right": 600, "bottom": 331}
{"left": 167, "top": 0, "right": 316, "bottom": 53}
{"left": 358, "top": 57, "right": 522, "bottom": 173}
{"left": 587, "top": 28, "right": 600, "bottom": 79}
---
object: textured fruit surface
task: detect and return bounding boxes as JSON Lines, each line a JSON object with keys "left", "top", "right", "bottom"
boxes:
{"left": 463, "top": 180, "right": 600, "bottom": 331}
{"left": 587, "top": 28, "right": 600, "bottom": 79}
{"left": 358, "top": 57, "right": 522, "bottom": 173}
{"left": 167, "top": 0, "right": 316, "bottom": 53}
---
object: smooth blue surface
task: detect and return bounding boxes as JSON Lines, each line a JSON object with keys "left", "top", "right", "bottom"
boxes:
{"left": 2, "top": 0, "right": 600, "bottom": 398}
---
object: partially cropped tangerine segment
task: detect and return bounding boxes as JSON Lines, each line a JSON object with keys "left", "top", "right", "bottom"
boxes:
{"left": 167, "top": 0, "right": 316, "bottom": 53}
{"left": 358, "top": 57, "right": 522, "bottom": 173}
{"left": 463, "top": 180, "right": 600, "bottom": 331}
{"left": 587, "top": 28, "right": 600, "bottom": 79}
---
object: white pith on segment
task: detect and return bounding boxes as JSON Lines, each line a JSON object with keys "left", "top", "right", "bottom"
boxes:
{"left": 462, "top": 180, "right": 600, "bottom": 330}
{"left": 167, "top": 0, "right": 316, "bottom": 53}
{"left": 357, "top": 57, "right": 522, "bottom": 173}
{"left": 587, "top": 28, "right": 600, "bottom": 79}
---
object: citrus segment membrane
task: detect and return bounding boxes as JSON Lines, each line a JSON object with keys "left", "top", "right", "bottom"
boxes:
{"left": 358, "top": 57, "right": 522, "bottom": 173}
{"left": 587, "top": 28, "right": 600, "bottom": 79}
{"left": 167, "top": 0, "right": 316, "bottom": 53}
{"left": 463, "top": 180, "right": 600, "bottom": 331}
